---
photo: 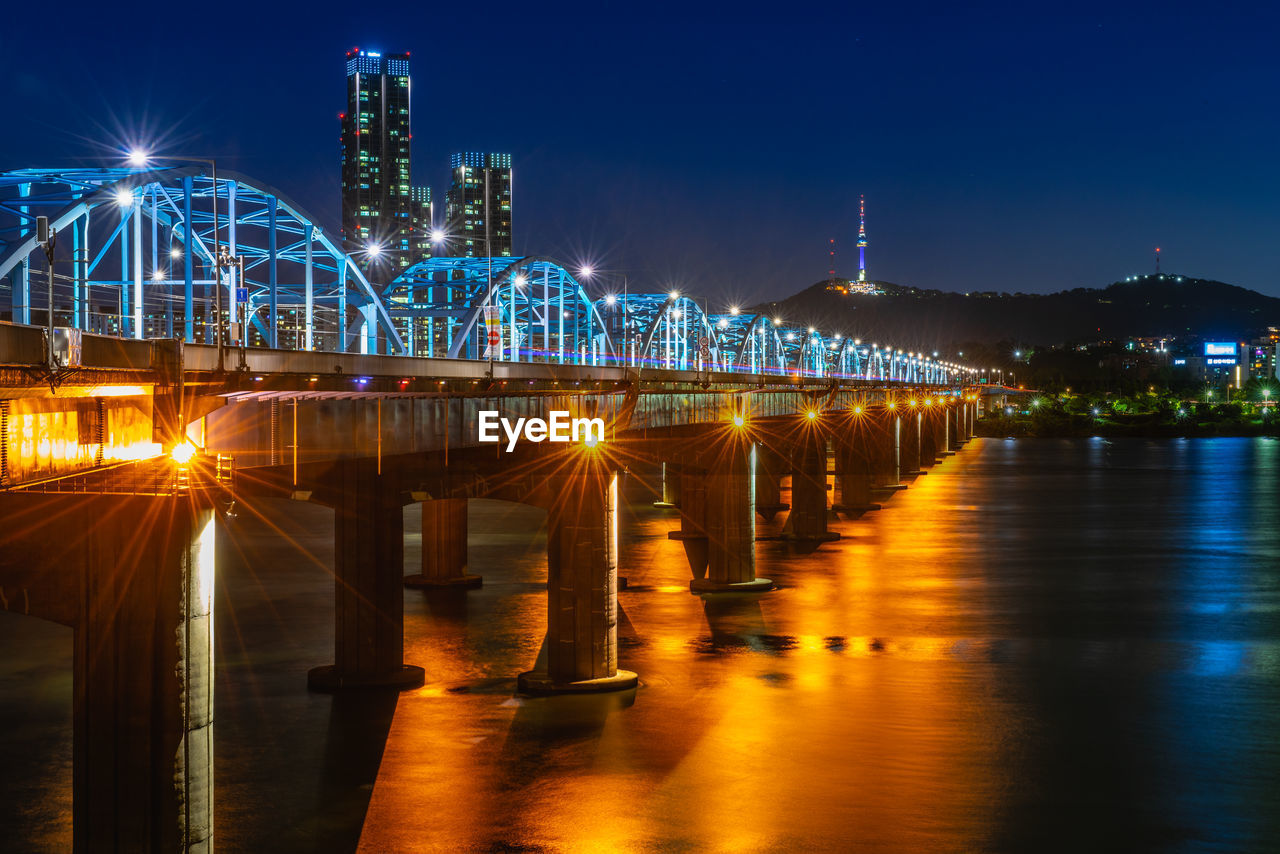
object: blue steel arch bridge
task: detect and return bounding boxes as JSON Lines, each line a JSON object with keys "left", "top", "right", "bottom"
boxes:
{"left": 1, "top": 163, "right": 962, "bottom": 384}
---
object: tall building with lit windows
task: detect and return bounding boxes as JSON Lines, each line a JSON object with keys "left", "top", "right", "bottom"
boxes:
{"left": 340, "top": 48, "right": 413, "bottom": 277}
{"left": 444, "top": 152, "right": 512, "bottom": 258}
{"left": 410, "top": 185, "right": 434, "bottom": 263}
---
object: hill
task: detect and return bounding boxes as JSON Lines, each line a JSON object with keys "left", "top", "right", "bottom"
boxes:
{"left": 755, "top": 274, "right": 1280, "bottom": 350}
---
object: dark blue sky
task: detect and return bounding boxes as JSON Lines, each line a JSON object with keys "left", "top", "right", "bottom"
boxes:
{"left": 4, "top": 1, "right": 1279, "bottom": 303}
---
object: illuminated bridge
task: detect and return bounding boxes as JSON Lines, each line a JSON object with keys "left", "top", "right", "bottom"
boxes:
{"left": 0, "top": 163, "right": 988, "bottom": 852}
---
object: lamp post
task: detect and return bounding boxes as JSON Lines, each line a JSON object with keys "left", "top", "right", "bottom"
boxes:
{"left": 127, "top": 150, "right": 225, "bottom": 371}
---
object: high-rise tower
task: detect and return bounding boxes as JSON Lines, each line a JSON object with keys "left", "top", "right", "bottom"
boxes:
{"left": 857, "top": 194, "right": 868, "bottom": 283}
{"left": 340, "top": 48, "right": 413, "bottom": 277}
{"left": 444, "top": 152, "right": 512, "bottom": 258}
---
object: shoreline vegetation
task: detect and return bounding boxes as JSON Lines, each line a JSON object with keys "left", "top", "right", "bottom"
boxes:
{"left": 976, "top": 393, "right": 1280, "bottom": 439}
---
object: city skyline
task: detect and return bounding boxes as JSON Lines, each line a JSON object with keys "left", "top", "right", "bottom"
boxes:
{"left": 2, "top": 4, "right": 1279, "bottom": 305}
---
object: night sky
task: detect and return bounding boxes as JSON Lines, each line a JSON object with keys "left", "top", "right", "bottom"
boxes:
{"left": 4, "top": 2, "right": 1278, "bottom": 303}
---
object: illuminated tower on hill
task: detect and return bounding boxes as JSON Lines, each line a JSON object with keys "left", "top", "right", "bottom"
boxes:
{"left": 857, "top": 194, "right": 868, "bottom": 283}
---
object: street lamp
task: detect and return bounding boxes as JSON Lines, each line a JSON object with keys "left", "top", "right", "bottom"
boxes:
{"left": 125, "top": 148, "right": 230, "bottom": 369}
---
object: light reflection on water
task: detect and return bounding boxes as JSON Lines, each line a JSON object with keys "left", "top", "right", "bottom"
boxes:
{"left": 2, "top": 438, "right": 1279, "bottom": 852}
{"left": 361, "top": 437, "right": 1280, "bottom": 853}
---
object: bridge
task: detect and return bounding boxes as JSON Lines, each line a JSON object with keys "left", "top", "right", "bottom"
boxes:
{"left": 0, "top": 163, "right": 987, "bottom": 852}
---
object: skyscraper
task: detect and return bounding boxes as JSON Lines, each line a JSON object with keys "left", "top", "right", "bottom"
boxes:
{"left": 444, "top": 152, "right": 512, "bottom": 258}
{"left": 340, "top": 48, "right": 413, "bottom": 276}
{"left": 410, "top": 185, "right": 434, "bottom": 264}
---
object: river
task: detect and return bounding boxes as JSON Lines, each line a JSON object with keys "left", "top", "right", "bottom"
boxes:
{"left": 2, "top": 437, "right": 1278, "bottom": 852}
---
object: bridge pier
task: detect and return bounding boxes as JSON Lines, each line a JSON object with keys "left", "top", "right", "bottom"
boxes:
{"left": 518, "top": 456, "right": 638, "bottom": 694}
{"left": 669, "top": 463, "right": 709, "bottom": 579}
{"left": 308, "top": 459, "right": 424, "bottom": 692}
{"left": 653, "top": 460, "right": 681, "bottom": 508}
{"left": 783, "top": 424, "right": 839, "bottom": 542}
{"left": 919, "top": 407, "right": 940, "bottom": 469}
{"left": 404, "top": 498, "right": 482, "bottom": 588}
{"left": 692, "top": 435, "right": 771, "bottom": 593}
{"left": 869, "top": 408, "right": 904, "bottom": 491}
{"left": 834, "top": 414, "right": 880, "bottom": 514}
{"left": 0, "top": 490, "right": 215, "bottom": 853}
{"left": 753, "top": 442, "right": 788, "bottom": 521}
{"left": 899, "top": 408, "right": 923, "bottom": 476}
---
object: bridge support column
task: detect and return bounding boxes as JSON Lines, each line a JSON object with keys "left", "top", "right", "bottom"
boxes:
{"left": 950, "top": 403, "right": 966, "bottom": 449}
{"left": 0, "top": 491, "right": 215, "bottom": 853}
{"left": 834, "top": 416, "right": 880, "bottom": 513}
{"left": 309, "top": 459, "right": 424, "bottom": 692}
{"left": 919, "top": 407, "right": 940, "bottom": 468}
{"left": 668, "top": 464, "right": 709, "bottom": 579}
{"left": 405, "top": 498, "right": 482, "bottom": 588}
{"left": 653, "top": 460, "right": 681, "bottom": 507}
{"left": 753, "top": 442, "right": 788, "bottom": 521}
{"left": 519, "top": 458, "right": 638, "bottom": 694}
{"left": 870, "top": 408, "right": 903, "bottom": 490}
{"left": 692, "top": 436, "right": 771, "bottom": 593}
{"left": 783, "top": 426, "right": 839, "bottom": 541}
{"left": 899, "top": 408, "right": 923, "bottom": 476}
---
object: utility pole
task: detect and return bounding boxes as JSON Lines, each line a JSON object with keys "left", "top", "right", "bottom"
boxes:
{"left": 36, "top": 216, "right": 57, "bottom": 369}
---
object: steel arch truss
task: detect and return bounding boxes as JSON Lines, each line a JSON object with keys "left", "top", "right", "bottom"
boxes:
{"left": 709, "top": 313, "right": 788, "bottom": 375}
{"left": 776, "top": 326, "right": 830, "bottom": 377}
{"left": 0, "top": 165, "right": 403, "bottom": 353}
{"left": 383, "top": 256, "right": 612, "bottom": 363}
{"left": 606, "top": 294, "right": 723, "bottom": 370}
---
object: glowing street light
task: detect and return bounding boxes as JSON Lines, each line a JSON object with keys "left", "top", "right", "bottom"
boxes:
{"left": 127, "top": 148, "right": 150, "bottom": 167}
{"left": 669, "top": 289, "right": 679, "bottom": 300}
{"left": 170, "top": 247, "right": 182, "bottom": 259}
{"left": 430, "top": 228, "right": 446, "bottom": 244}
{"left": 604, "top": 293, "right": 617, "bottom": 305}
{"left": 114, "top": 187, "right": 134, "bottom": 208}
{"left": 579, "top": 265, "right": 594, "bottom": 278}
{"left": 730, "top": 305, "right": 741, "bottom": 315}
{"left": 170, "top": 442, "right": 197, "bottom": 464}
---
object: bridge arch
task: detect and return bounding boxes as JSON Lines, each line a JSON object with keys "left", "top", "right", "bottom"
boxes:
{"left": 828, "top": 337, "right": 867, "bottom": 378}
{"left": 708, "top": 312, "right": 787, "bottom": 374}
{"left": 383, "top": 256, "right": 612, "bottom": 363}
{"left": 607, "top": 294, "right": 723, "bottom": 370}
{"left": 777, "top": 326, "right": 829, "bottom": 377}
{"left": 0, "top": 165, "right": 403, "bottom": 353}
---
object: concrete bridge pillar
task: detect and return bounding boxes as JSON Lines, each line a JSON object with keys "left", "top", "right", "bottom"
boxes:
{"left": 833, "top": 415, "right": 879, "bottom": 513}
{"left": 784, "top": 424, "right": 840, "bottom": 542}
{"left": 405, "top": 498, "right": 482, "bottom": 588}
{"left": 0, "top": 491, "right": 215, "bottom": 853}
{"left": 869, "top": 407, "right": 902, "bottom": 489}
{"left": 519, "top": 456, "right": 638, "bottom": 693}
{"left": 308, "top": 459, "right": 424, "bottom": 692}
{"left": 669, "top": 463, "right": 709, "bottom": 579}
{"left": 900, "top": 406, "right": 923, "bottom": 476}
{"left": 946, "top": 402, "right": 963, "bottom": 451}
{"left": 693, "top": 435, "right": 772, "bottom": 593}
{"left": 753, "top": 442, "right": 788, "bottom": 521}
{"left": 919, "top": 406, "right": 940, "bottom": 469}
{"left": 654, "top": 460, "right": 681, "bottom": 507}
